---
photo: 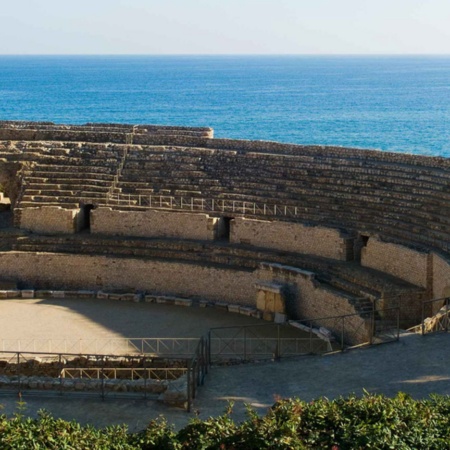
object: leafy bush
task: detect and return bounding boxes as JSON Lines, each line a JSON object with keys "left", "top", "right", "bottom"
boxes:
{"left": 0, "top": 393, "right": 449, "bottom": 449}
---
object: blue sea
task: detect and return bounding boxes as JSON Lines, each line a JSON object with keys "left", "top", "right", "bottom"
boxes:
{"left": 0, "top": 55, "right": 449, "bottom": 156}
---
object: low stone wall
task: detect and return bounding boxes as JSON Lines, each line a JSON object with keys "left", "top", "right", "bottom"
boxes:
{"left": 0, "top": 252, "right": 255, "bottom": 305}
{"left": 361, "top": 237, "right": 428, "bottom": 288}
{"left": 231, "top": 217, "right": 348, "bottom": 260}
{"left": 0, "top": 375, "right": 175, "bottom": 395}
{"left": 20, "top": 207, "right": 80, "bottom": 234}
{"left": 0, "top": 251, "right": 367, "bottom": 343}
{"left": 91, "top": 208, "right": 219, "bottom": 240}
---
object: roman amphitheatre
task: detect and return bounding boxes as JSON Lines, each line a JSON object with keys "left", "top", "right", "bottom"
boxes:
{"left": 0, "top": 121, "right": 449, "bottom": 426}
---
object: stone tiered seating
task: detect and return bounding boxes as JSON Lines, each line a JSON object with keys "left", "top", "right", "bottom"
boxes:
{"left": 2, "top": 122, "right": 445, "bottom": 338}
{"left": 109, "top": 144, "right": 450, "bottom": 253}
{"left": 115, "top": 147, "right": 220, "bottom": 199}
{"left": 2, "top": 121, "right": 450, "bottom": 255}
{"left": 0, "top": 121, "right": 214, "bottom": 140}
{"left": 17, "top": 143, "right": 123, "bottom": 209}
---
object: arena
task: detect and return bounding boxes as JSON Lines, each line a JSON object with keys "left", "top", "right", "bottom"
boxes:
{"left": 0, "top": 121, "right": 449, "bottom": 423}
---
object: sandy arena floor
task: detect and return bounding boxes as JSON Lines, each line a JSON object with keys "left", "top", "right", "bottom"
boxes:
{"left": 0, "top": 297, "right": 449, "bottom": 430}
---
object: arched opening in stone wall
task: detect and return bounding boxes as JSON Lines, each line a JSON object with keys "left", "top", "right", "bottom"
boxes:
{"left": 79, "top": 204, "right": 95, "bottom": 232}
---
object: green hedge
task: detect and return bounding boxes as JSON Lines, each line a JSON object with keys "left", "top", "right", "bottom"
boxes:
{"left": 1, "top": 393, "right": 449, "bottom": 449}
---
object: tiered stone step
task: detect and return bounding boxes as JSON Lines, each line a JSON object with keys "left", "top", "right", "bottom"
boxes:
{"left": 0, "top": 121, "right": 214, "bottom": 141}
{"left": 3, "top": 136, "right": 450, "bottom": 254}
{"left": 16, "top": 144, "right": 122, "bottom": 209}
{"left": 112, "top": 145, "right": 450, "bottom": 252}
{"left": 10, "top": 234, "right": 423, "bottom": 309}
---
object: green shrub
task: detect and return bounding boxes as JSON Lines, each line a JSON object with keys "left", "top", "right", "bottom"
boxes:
{"left": 0, "top": 393, "right": 449, "bottom": 449}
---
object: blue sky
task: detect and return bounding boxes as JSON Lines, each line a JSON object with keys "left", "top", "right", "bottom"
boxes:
{"left": 1, "top": 0, "right": 449, "bottom": 54}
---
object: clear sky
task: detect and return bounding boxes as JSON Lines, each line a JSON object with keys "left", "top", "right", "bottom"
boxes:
{"left": 1, "top": 0, "right": 449, "bottom": 55}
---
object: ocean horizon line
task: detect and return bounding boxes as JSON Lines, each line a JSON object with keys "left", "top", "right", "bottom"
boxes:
{"left": 1, "top": 53, "right": 450, "bottom": 58}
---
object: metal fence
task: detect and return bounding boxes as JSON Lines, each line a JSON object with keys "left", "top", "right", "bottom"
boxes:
{"left": 294, "top": 308, "right": 401, "bottom": 350}
{"left": 0, "top": 337, "right": 201, "bottom": 356}
{"left": 105, "top": 193, "right": 303, "bottom": 219}
{"left": 187, "top": 335, "right": 208, "bottom": 412}
{"left": 420, "top": 297, "right": 450, "bottom": 335}
{"left": 0, "top": 339, "right": 208, "bottom": 412}
{"left": 208, "top": 309, "right": 400, "bottom": 363}
{"left": 60, "top": 367, "right": 188, "bottom": 380}
{"left": 209, "top": 323, "right": 333, "bottom": 363}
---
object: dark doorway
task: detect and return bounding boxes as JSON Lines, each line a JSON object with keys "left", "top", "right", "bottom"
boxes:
{"left": 80, "top": 204, "right": 95, "bottom": 232}
{"left": 353, "top": 234, "right": 370, "bottom": 263}
{"left": 0, "top": 192, "right": 12, "bottom": 229}
{"left": 361, "top": 235, "right": 370, "bottom": 247}
{"left": 218, "top": 217, "right": 233, "bottom": 241}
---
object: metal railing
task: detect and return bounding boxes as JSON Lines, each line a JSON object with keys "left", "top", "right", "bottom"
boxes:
{"left": 61, "top": 367, "right": 188, "bottom": 380}
{"left": 420, "top": 297, "right": 450, "bottom": 335}
{"left": 0, "top": 349, "right": 200, "bottom": 411}
{"left": 209, "top": 323, "right": 333, "bottom": 363}
{"left": 295, "top": 308, "right": 401, "bottom": 350}
{"left": 208, "top": 309, "right": 401, "bottom": 363}
{"left": 0, "top": 337, "right": 201, "bottom": 356}
{"left": 104, "top": 193, "right": 303, "bottom": 219}
{"left": 187, "top": 335, "right": 208, "bottom": 412}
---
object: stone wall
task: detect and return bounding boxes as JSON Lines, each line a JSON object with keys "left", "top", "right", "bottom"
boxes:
{"left": 20, "top": 207, "right": 81, "bottom": 234}
{"left": 431, "top": 252, "right": 450, "bottom": 314}
{"left": 255, "top": 263, "right": 369, "bottom": 344}
{"left": 91, "top": 208, "right": 219, "bottom": 240}
{"left": 231, "top": 217, "right": 348, "bottom": 260}
{"left": 0, "top": 252, "right": 255, "bottom": 305}
{"left": 0, "top": 250, "right": 368, "bottom": 343}
{"left": 361, "top": 237, "right": 428, "bottom": 288}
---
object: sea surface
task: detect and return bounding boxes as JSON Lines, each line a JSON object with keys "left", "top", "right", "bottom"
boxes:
{"left": 0, "top": 55, "right": 449, "bottom": 156}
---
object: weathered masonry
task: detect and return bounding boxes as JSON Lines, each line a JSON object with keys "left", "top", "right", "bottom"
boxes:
{"left": 0, "top": 121, "right": 449, "bottom": 343}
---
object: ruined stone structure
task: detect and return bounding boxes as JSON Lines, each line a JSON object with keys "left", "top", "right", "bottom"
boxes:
{"left": 1, "top": 121, "right": 449, "bottom": 344}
